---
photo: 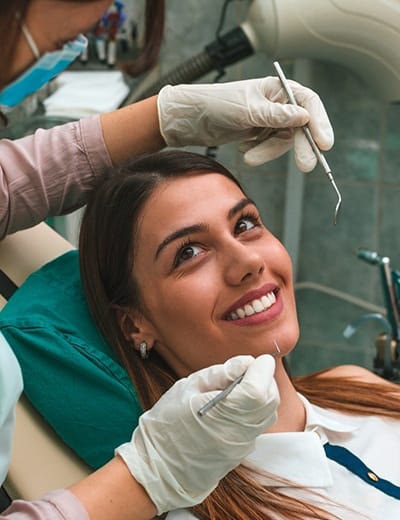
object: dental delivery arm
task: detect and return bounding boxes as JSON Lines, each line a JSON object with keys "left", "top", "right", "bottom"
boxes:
{"left": 1, "top": 355, "right": 279, "bottom": 519}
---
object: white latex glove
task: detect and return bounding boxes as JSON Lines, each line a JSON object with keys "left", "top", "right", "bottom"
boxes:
{"left": 115, "top": 354, "right": 278, "bottom": 514}
{"left": 157, "top": 76, "right": 334, "bottom": 172}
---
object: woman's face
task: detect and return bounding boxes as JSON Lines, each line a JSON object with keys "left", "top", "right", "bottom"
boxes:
{"left": 131, "top": 173, "right": 299, "bottom": 377}
{"left": 26, "top": 0, "right": 112, "bottom": 50}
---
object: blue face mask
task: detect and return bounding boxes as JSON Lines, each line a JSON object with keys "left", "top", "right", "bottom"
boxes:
{"left": 0, "top": 27, "right": 87, "bottom": 108}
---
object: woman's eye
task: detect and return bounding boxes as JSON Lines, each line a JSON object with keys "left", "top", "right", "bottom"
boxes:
{"left": 234, "top": 216, "right": 257, "bottom": 234}
{"left": 175, "top": 244, "right": 203, "bottom": 266}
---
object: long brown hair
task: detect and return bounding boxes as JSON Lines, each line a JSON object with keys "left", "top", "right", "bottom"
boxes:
{"left": 79, "top": 150, "right": 400, "bottom": 519}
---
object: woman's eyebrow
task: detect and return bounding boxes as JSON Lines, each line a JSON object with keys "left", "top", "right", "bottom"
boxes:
{"left": 154, "top": 197, "right": 256, "bottom": 260}
{"left": 228, "top": 197, "right": 256, "bottom": 219}
{"left": 155, "top": 224, "right": 209, "bottom": 259}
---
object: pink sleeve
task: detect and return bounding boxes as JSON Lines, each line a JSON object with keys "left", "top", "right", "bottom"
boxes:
{"left": 0, "top": 115, "right": 113, "bottom": 239}
{"left": 0, "top": 489, "right": 89, "bottom": 519}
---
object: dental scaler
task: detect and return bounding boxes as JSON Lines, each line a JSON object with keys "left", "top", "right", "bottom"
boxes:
{"left": 273, "top": 61, "right": 342, "bottom": 225}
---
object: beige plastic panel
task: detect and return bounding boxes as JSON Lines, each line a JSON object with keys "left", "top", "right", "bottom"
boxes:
{"left": 0, "top": 223, "right": 91, "bottom": 499}
{"left": 5, "top": 396, "right": 91, "bottom": 500}
{"left": 0, "top": 223, "right": 74, "bottom": 286}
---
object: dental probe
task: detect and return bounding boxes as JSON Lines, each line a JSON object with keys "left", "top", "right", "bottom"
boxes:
{"left": 197, "top": 340, "right": 281, "bottom": 417}
{"left": 273, "top": 61, "right": 342, "bottom": 225}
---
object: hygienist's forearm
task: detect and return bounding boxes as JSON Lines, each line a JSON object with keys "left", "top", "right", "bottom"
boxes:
{"left": 0, "top": 116, "right": 112, "bottom": 238}
{"left": 69, "top": 456, "right": 157, "bottom": 520}
{"left": 0, "top": 96, "right": 164, "bottom": 239}
{"left": 0, "top": 457, "right": 156, "bottom": 520}
{"left": 100, "top": 96, "right": 165, "bottom": 166}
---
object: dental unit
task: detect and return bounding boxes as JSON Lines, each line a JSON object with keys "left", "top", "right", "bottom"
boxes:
{"left": 343, "top": 250, "right": 400, "bottom": 383}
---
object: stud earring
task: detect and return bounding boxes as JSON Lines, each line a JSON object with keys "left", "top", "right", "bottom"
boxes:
{"left": 139, "top": 341, "right": 149, "bottom": 359}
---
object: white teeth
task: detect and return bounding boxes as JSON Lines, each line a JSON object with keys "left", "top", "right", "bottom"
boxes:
{"left": 228, "top": 291, "right": 276, "bottom": 321}
{"left": 253, "top": 299, "right": 264, "bottom": 312}
{"left": 237, "top": 308, "right": 246, "bottom": 319}
{"left": 244, "top": 304, "right": 255, "bottom": 316}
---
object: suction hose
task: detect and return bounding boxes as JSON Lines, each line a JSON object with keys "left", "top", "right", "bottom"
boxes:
{"left": 123, "top": 25, "right": 254, "bottom": 104}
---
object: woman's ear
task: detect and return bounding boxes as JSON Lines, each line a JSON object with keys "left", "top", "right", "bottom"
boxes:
{"left": 114, "top": 306, "right": 138, "bottom": 341}
{"left": 114, "top": 306, "right": 158, "bottom": 354}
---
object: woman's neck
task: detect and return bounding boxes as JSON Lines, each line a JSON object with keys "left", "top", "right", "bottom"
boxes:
{"left": 266, "top": 358, "right": 306, "bottom": 433}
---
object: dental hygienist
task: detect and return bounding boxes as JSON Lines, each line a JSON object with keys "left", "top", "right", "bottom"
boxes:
{"left": 0, "top": 1, "right": 334, "bottom": 518}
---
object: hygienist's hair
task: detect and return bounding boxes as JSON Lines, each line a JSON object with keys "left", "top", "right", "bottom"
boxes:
{"left": 120, "top": 0, "right": 165, "bottom": 78}
{"left": 0, "top": 0, "right": 29, "bottom": 89}
{"left": 80, "top": 150, "right": 400, "bottom": 520}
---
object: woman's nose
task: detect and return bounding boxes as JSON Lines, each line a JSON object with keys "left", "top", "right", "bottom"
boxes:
{"left": 222, "top": 241, "right": 265, "bottom": 286}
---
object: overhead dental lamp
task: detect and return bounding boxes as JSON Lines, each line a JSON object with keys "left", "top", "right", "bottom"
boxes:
{"left": 242, "top": 0, "right": 400, "bottom": 102}
{"left": 128, "top": 0, "right": 400, "bottom": 103}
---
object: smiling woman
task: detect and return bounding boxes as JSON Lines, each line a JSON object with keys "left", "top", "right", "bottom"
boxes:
{"left": 79, "top": 150, "right": 400, "bottom": 520}
{"left": 79, "top": 150, "right": 299, "bottom": 396}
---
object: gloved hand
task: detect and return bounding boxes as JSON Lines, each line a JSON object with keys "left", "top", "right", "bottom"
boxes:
{"left": 157, "top": 76, "right": 334, "bottom": 172}
{"left": 115, "top": 354, "right": 278, "bottom": 514}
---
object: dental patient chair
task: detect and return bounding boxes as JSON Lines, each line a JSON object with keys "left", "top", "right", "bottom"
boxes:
{"left": 0, "top": 223, "right": 90, "bottom": 502}
{"left": 0, "top": 223, "right": 142, "bottom": 504}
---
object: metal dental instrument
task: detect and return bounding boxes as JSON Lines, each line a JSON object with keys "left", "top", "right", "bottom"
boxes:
{"left": 273, "top": 61, "right": 342, "bottom": 225}
{"left": 197, "top": 340, "right": 281, "bottom": 417}
{"left": 273, "top": 339, "right": 281, "bottom": 355}
{"left": 197, "top": 373, "right": 244, "bottom": 417}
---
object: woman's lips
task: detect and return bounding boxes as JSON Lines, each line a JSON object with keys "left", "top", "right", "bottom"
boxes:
{"left": 222, "top": 284, "right": 283, "bottom": 326}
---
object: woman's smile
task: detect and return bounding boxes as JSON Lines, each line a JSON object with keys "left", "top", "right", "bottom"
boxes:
{"left": 222, "top": 284, "right": 283, "bottom": 326}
